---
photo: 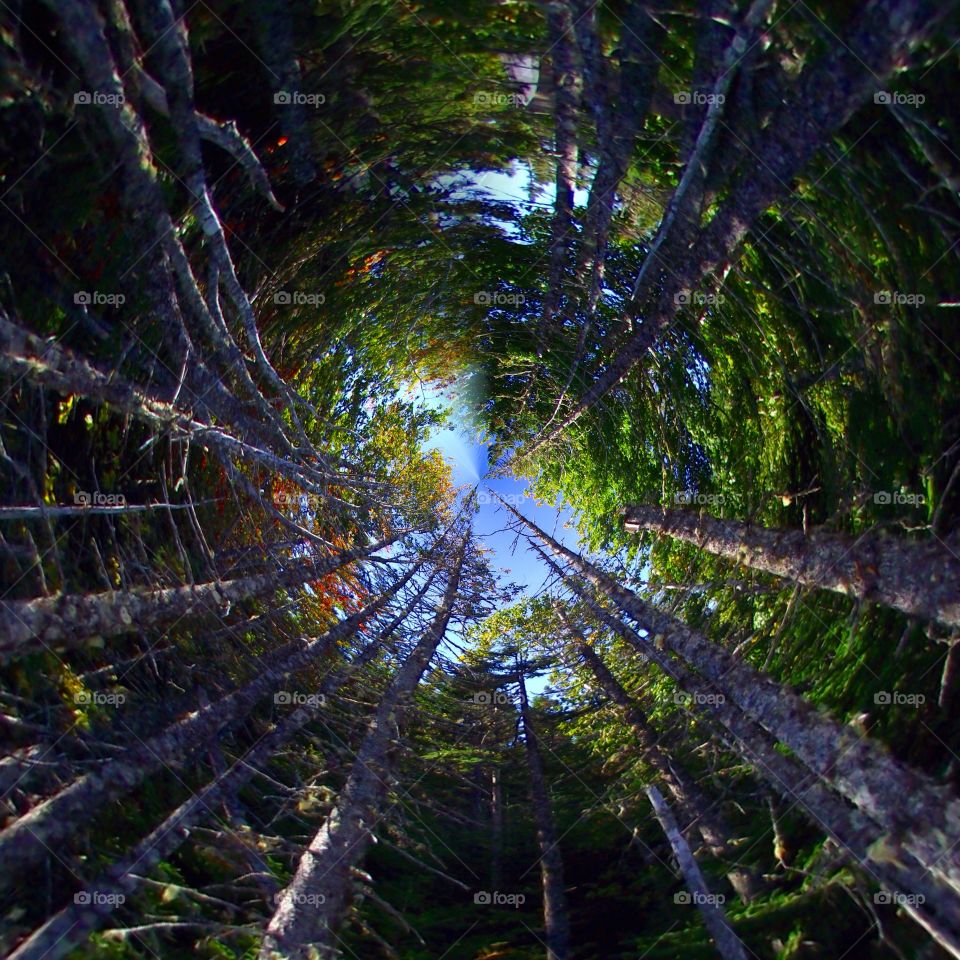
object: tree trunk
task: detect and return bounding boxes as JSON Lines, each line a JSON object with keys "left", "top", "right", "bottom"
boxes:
{"left": 505, "top": 500, "right": 960, "bottom": 900}
{"left": 6, "top": 567, "right": 441, "bottom": 960}
{"left": 0, "top": 314, "right": 349, "bottom": 496}
{"left": 511, "top": 0, "right": 957, "bottom": 464}
{"left": 0, "top": 557, "right": 425, "bottom": 887}
{"left": 0, "top": 532, "right": 401, "bottom": 661}
{"left": 568, "top": 578, "right": 960, "bottom": 958}
{"left": 537, "top": 0, "right": 581, "bottom": 346}
{"left": 259, "top": 540, "right": 466, "bottom": 959}
{"left": 622, "top": 503, "right": 960, "bottom": 629}
{"left": 491, "top": 765, "right": 504, "bottom": 891}
{"left": 646, "top": 785, "right": 750, "bottom": 960}
{"left": 519, "top": 670, "right": 571, "bottom": 960}
{"left": 570, "top": 626, "right": 763, "bottom": 902}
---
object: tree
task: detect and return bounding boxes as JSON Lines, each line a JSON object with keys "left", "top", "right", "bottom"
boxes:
{"left": 260, "top": 537, "right": 466, "bottom": 958}
{"left": 645, "top": 784, "right": 749, "bottom": 960}
{"left": 518, "top": 666, "right": 572, "bottom": 960}
{"left": 622, "top": 502, "right": 960, "bottom": 628}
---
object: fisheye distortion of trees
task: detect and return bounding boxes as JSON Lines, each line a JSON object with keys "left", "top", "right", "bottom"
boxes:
{"left": 2, "top": 1, "right": 960, "bottom": 958}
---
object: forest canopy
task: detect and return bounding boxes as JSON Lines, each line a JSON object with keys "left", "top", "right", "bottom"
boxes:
{"left": 1, "top": 1, "right": 959, "bottom": 958}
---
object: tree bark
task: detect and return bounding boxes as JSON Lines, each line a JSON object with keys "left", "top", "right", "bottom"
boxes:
{"left": 6, "top": 569, "right": 441, "bottom": 960}
{"left": 512, "top": 0, "right": 958, "bottom": 464}
{"left": 0, "top": 314, "right": 345, "bottom": 497}
{"left": 623, "top": 503, "right": 960, "bottom": 629}
{"left": 537, "top": 0, "right": 581, "bottom": 346}
{"left": 491, "top": 764, "right": 504, "bottom": 890}
{"left": 519, "top": 669, "right": 571, "bottom": 960}
{"left": 259, "top": 541, "right": 466, "bottom": 959}
{"left": 0, "top": 557, "right": 425, "bottom": 887}
{"left": 0, "top": 532, "right": 401, "bottom": 661}
{"left": 569, "top": 624, "right": 762, "bottom": 902}
{"left": 504, "top": 501, "right": 960, "bottom": 902}
{"left": 646, "top": 785, "right": 749, "bottom": 960}
{"left": 572, "top": 583, "right": 960, "bottom": 958}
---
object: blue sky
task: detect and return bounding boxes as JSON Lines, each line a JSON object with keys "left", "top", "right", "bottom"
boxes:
{"left": 413, "top": 163, "right": 591, "bottom": 688}
{"left": 416, "top": 381, "right": 582, "bottom": 600}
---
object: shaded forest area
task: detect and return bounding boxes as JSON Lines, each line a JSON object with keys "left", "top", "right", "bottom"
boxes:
{"left": 1, "top": 0, "right": 960, "bottom": 958}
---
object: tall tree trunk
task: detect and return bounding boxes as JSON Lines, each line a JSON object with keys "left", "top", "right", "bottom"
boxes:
{"left": 491, "top": 764, "right": 504, "bottom": 891}
{"left": 646, "top": 785, "right": 749, "bottom": 960}
{"left": 568, "top": 622, "right": 763, "bottom": 902}
{"left": 623, "top": 503, "right": 960, "bottom": 629}
{"left": 0, "top": 557, "right": 426, "bottom": 887}
{"left": 519, "top": 670, "right": 571, "bottom": 960}
{"left": 536, "top": 0, "right": 581, "bottom": 348}
{"left": 6, "top": 568, "right": 441, "bottom": 960}
{"left": 503, "top": 501, "right": 960, "bottom": 910}
{"left": 0, "top": 314, "right": 355, "bottom": 497}
{"left": 251, "top": 0, "right": 317, "bottom": 187}
{"left": 573, "top": 581, "right": 960, "bottom": 958}
{"left": 259, "top": 540, "right": 466, "bottom": 959}
{"left": 0, "top": 531, "right": 403, "bottom": 661}
{"left": 511, "top": 0, "right": 957, "bottom": 464}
